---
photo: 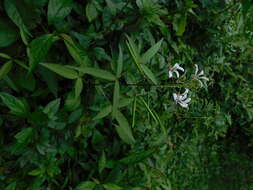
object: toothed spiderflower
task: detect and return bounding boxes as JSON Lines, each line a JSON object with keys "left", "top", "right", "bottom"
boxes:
{"left": 168, "top": 63, "right": 184, "bottom": 78}
{"left": 193, "top": 64, "right": 209, "bottom": 87}
{"left": 173, "top": 88, "right": 191, "bottom": 108}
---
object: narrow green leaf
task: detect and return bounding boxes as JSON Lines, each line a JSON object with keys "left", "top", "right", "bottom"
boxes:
{"left": 93, "top": 105, "right": 112, "bottom": 120}
{"left": 40, "top": 63, "right": 79, "bottom": 79}
{"left": 75, "top": 181, "right": 96, "bottom": 190}
{"left": 48, "top": 0, "right": 73, "bottom": 24}
{"left": 75, "top": 78, "right": 83, "bottom": 99}
{"left": 86, "top": 3, "right": 98, "bottom": 22}
{"left": 116, "top": 45, "right": 123, "bottom": 77}
{"left": 112, "top": 80, "right": 120, "bottom": 118}
{"left": 140, "top": 64, "right": 158, "bottom": 85}
{"left": 4, "top": 182, "right": 16, "bottom": 190}
{"left": 105, "top": 0, "right": 117, "bottom": 15}
{"left": 115, "top": 110, "right": 135, "bottom": 144}
{"left": 119, "top": 149, "right": 155, "bottom": 165}
{"left": 99, "top": 151, "right": 106, "bottom": 174}
{"left": 0, "top": 61, "right": 13, "bottom": 79}
{"left": 64, "top": 91, "right": 81, "bottom": 111}
{"left": 71, "top": 66, "right": 116, "bottom": 81}
{"left": 61, "top": 34, "right": 90, "bottom": 66}
{"left": 0, "top": 92, "right": 29, "bottom": 116}
{"left": 139, "top": 97, "right": 158, "bottom": 124}
{"left": 103, "top": 183, "right": 122, "bottom": 190}
{"left": 29, "top": 34, "right": 59, "bottom": 72}
{"left": 28, "top": 169, "right": 44, "bottom": 176}
{"left": 141, "top": 39, "right": 163, "bottom": 64}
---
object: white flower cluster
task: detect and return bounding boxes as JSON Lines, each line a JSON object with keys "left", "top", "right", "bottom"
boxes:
{"left": 168, "top": 63, "right": 209, "bottom": 109}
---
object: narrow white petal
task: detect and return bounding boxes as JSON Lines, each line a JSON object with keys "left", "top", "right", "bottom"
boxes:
{"left": 175, "top": 71, "right": 180, "bottom": 78}
{"left": 194, "top": 64, "right": 198, "bottom": 76}
{"left": 184, "top": 98, "right": 191, "bottom": 103}
{"left": 177, "top": 65, "right": 184, "bottom": 72}
{"left": 173, "top": 63, "right": 179, "bottom": 69}
{"left": 168, "top": 71, "right": 173, "bottom": 78}
{"left": 200, "top": 76, "right": 209, "bottom": 81}
{"left": 173, "top": 93, "right": 178, "bottom": 101}
{"left": 183, "top": 88, "right": 189, "bottom": 96}
{"left": 179, "top": 101, "right": 188, "bottom": 108}
{"left": 198, "top": 79, "right": 203, "bottom": 87}
{"left": 199, "top": 70, "right": 204, "bottom": 76}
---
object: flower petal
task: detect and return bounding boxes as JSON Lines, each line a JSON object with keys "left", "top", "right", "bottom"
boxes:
{"left": 184, "top": 98, "right": 191, "bottom": 103}
{"left": 173, "top": 93, "right": 178, "bottom": 101}
{"left": 179, "top": 101, "right": 188, "bottom": 108}
{"left": 175, "top": 71, "right": 180, "bottom": 78}
{"left": 198, "top": 70, "right": 204, "bottom": 76}
{"left": 200, "top": 76, "right": 209, "bottom": 81}
{"left": 168, "top": 71, "right": 173, "bottom": 78}
{"left": 194, "top": 64, "right": 198, "bottom": 76}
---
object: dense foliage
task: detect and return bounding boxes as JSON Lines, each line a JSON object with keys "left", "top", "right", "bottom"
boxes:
{"left": 0, "top": 0, "right": 253, "bottom": 189}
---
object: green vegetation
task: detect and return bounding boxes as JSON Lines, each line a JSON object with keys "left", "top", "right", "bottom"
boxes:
{"left": 0, "top": 0, "right": 252, "bottom": 189}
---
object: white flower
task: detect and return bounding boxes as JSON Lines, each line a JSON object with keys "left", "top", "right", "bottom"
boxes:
{"left": 168, "top": 63, "right": 184, "bottom": 78}
{"left": 173, "top": 88, "right": 191, "bottom": 108}
{"left": 193, "top": 64, "right": 209, "bottom": 87}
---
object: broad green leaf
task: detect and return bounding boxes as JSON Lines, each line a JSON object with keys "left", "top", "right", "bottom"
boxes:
{"left": 105, "top": 0, "right": 117, "bottom": 15}
{"left": 115, "top": 110, "right": 135, "bottom": 144}
{"left": 112, "top": 80, "right": 120, "bottom": 118}
{"left": 0, "top": 92, "right": 29, "bottom": 116}
{"left": 17, "top": 72, "right": 36, "bottom": 91}
{"left": 0, "top": 19, "right": 18, "bottom": 47}
{"left": 141, "top": 39, "right": 163, "bottom": 64}
{"left": 116, "top": 45, "right": 123, "bottom": 77}
{"left": 71, "top": 66, "right": 116, "bottom": 81}
{"left": 99, "top": 151, "right": 106, "bottom": 174}
{"left": 0, "top": 61, "right": 13, "bottom": 79}
{"left": 3, "top": 76, "right": 20, "bottom": 92}
{"left": 43, "top": 98, "right": 61, "bottom": 119}
{"left": 29, "top": 34, "right": 59, "bottom": 72}
{"left": 61, "top": 34, "right": 90, "bottom": 66}
{"left": 103, "top": 183, "right": 122, "bottom": 190}
{"left": 64, "top": 91, "right": 81, "bottom": 111}
{"left": 4, "top": 0, "right": 30, "bottom": 35}
{"left": 40, "top": 63, "right": 79, "bottom": 79}
{"left": 75, "top": 78, "right": 83, "bottom": 99}
{"left": 39, "top": 66, "right": 58, "bottom": 97}
{"left": 75, "top": 181, "right": 96, "bottom": 190}
{"left": 140, "top": 64, "right": 158, "bottom": 85}
{"left": 173, "top": 14, "right": 187, "bottom": 36}
{"left": 86, "top": 3, "right": 98, "bottom": 22}
{"left": 4, "top": 182, "right": 16, "bottom": 190}
{"left": 24, "top": 0, "right": 48, "bottom": 7}
{"left": 48, "top": 0, "right": 73, "bottom": 24}
{"left": 15, "top": 127, "right": 33, "bottom": 143}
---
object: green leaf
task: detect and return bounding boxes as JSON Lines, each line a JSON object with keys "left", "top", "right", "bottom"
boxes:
{"left": 75, "top": 78, "right": 83, "bottom": 99}
{"left": 116, "top": 45, "right": 123, "bottom": 77}
{"left": 140, "top": 64, "right": 158, "bottom": 85}
{"left": 15, "top": 127, "right": 33, "bottom": 143}
{"left": 99, "top": 151, "right": 106, "bottom": 174}
{"left": 48, "top": 0, "right": 73, "bottom": 24}
{"left": 0, "top": 61, "right": 13, "bottom": 80}
{"left": 64, "top": 91, "right": 81, "bottom": 111}
{"left": 86, "top": 3, "right": 98, "bottom": 22}
{"left": 0, "top": 92, "right": 29, "bottom": 116}
{"left": 39, "top": 66, "right": 58, "bottom": 97}
{"left": 173, "top": 14, "right": 187, "bottom": 36}
{"left": 40, "top": 63, "right": 79, "bottom": 79}
{"left": 74, "top": 181, "right": 96, "bottom": 190}
{"left": 0, "top": 19, "right": 18, "bottom": 47}
{"left": 4, "top": 182, "right": 16, "bottom": 190}
{"left": 93, "top": 105, "right": 112, "bottom": 120}
{"left": 112, "top": 80, "right": 120, "bottom": 119}
{"left": 105, "top": 0, "right": 117, "bottom": 15}
{"left": 28, "top": 168, "right": 44, "bottom": 176}
{"left": 119, "top": 149, "right": 155, "bottom": 165}
{"left": 29, "top": 34, "right": 59, "bottom": 72}
{"left": 43, "top": 98, "right": 61, "bottom": 119}
{"left": 115, "top": 110, "right": 135, "bottom": 145}
{"left": 71, "top": 66, "right": 116, "bottom": 81}
{"left": 103, "top": 183, "right": 122, "bottom": 190}
{"left": 61, "top": 34, "right": 90, "bottom": 66}
{"left": 17, "top": 72, "right": 36, "bottom": 91}
{"left": 4, "top": 0, "right": 30, "bottom": 35}
{"left": 141, "top": 39, "right": 163, "bottom": 64}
